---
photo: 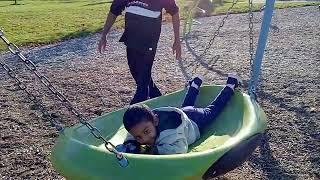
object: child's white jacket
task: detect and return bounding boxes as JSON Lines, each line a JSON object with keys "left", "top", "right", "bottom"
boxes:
{"left": 153, "top": 107, "right": 200, "bottom": 154}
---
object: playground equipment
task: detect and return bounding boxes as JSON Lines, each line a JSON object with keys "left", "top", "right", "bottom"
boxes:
{"left": 0, "top": 0, "right": 276, "bottom": 179}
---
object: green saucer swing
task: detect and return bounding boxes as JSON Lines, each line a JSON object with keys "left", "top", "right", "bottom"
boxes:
{"left": 51, "top": 0, "right": 277, "bottom": 177}
{"left": 0, "top": 0, "right": 275, "bottom": 179}
{"left": 51, "top": 86, "right": 267, "bottom": 180}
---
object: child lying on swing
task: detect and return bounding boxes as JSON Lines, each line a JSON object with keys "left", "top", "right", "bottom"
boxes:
{"left": 116, "top": 74, "right": 242, "bottom": 155}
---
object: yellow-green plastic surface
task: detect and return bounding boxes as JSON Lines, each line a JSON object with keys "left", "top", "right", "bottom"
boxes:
{"left": 51, "top": 85, "right": 267, "bottom": 180}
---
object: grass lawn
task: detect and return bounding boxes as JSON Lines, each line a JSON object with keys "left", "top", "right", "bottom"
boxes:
{"left": 0, "top": 0, "right": 319, "bottom": 51}
{"left": 0, "top": 0, "right": 113, "bottom": 50}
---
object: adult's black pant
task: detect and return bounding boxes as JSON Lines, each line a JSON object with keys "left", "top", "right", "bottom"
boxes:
{"left": 127, "top": 47, "right": 162, "bottom": 104}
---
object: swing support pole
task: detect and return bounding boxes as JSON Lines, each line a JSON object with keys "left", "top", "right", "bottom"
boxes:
{"left": 249, "top": 0, "right": 276, "bottom": 99}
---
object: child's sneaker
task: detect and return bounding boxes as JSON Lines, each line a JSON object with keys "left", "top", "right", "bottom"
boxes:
{"left": 226, "top": 73, "right": 242, "bottom": 89}
{"left": 188, "top": 75, "right": 204, "bottom": 89}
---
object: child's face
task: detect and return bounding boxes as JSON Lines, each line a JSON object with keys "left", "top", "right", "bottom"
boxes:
{"left": 129, "top": 118, "right": 159, "bottom": 145}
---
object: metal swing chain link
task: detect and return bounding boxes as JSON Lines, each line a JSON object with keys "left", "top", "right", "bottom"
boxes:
{"left": 0, "top": 29, "right": 125, "bottom": 162}
{"left": 199, "top": 0, "right": 238, "bottom": 59}
{"left": 186, "top": 0, "right": 238, "bottom": 77}
{"left": 249, "top": 0, "right": 254, "bottom": 66}
{"left": 0, "top": 30, "right": 64, "bottom": 131}
{"left": 0, "top": 57, "right": 64, "bottom": 131}
{"left": 248, "top": 0, "right": 257, "bottom": 99}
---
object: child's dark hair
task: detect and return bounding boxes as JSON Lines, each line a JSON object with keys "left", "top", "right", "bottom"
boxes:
{"left": 123, "top": 104, "right": 156, "bottom": 131}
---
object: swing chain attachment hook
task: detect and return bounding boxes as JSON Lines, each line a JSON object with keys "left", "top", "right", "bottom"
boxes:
{"left": 81, "top": 120, "right": 129, "bottom": 167}
{"left": 0, "top": 29, "right": 128, "bottom": 168}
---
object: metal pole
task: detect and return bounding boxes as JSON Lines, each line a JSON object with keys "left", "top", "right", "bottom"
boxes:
{"left": 249, "top": 0, "right": 276, "bottom": 99}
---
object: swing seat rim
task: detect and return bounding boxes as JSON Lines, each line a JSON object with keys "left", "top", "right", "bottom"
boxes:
{"left": 51, "top": 85, "right": 267, "bottom": 180}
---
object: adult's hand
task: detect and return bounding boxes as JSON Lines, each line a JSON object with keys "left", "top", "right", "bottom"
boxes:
{"left": 98, "top": 34, "right": 107, "bottom": 54}
{"left": 172, "top": 40, "right": 182, "bottom": 60}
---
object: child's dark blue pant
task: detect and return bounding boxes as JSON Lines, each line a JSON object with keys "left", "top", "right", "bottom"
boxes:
{"left": 127, "top": 47, "right": 162, "bottom": 104}
{"left": 181, "top": 86, "right": 234, "bottom": 133}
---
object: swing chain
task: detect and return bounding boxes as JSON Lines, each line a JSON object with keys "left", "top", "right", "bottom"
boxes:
{"left": 187, "top": 54, "right": 220, "bottom": 81}
{"left": 199, "top": 0, "right": 238, "bottom": 59}
{"left": 0, "top": 59, "right": 64, "bottom": 131}
{"left": 184, "top": 0, "right": 238, "bottom": 80}
{"left": 248, "top": 0, "right": 256, "bottom": 98}
{"left": 0, "top": 29, "right": 126, "bottom": 164}
{"left": 249, "top": 0, "right": 254, "bottom": 66}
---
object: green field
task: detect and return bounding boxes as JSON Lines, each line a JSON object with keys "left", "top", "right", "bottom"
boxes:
{"left": 0, "top": 0, "right": 319, "bottom": 51}
{"left": 0, "top": 0, "right": 113, "bottom": 50}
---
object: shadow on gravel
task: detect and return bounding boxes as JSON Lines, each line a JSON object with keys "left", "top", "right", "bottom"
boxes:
{"left": 248, "top": 133, "right": 298, "bottom": 180}
{"left": 258, "top": 90, "right": 320, "bottom": 178}
{"left": 179, "top": 34, "right": 228, "bottom": 80}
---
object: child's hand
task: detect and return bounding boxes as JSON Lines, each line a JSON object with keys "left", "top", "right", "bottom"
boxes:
{"left": 98, "top": 34, "right": 107, "bottom": 54}
{"left": 172, "top": 40, "right": 182, "bottom": 60}
{"left": 142, "top": 145, "right": 158, "bottom": 154}
{"left": 124, "top": 142, "right": 141, "bottom": 154}
{"left": 115, "top": 140, "right": 141, "bottom": 154}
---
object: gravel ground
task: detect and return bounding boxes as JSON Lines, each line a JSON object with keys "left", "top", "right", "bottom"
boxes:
{"left": 0, "top": 6, "right": 319, "bottom": 180}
